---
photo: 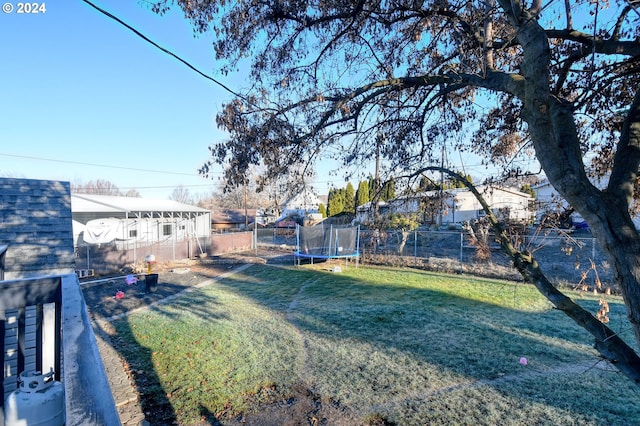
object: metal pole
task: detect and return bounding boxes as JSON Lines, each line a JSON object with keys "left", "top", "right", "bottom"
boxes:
{"left": 254, "top": 215, "right": 258, "bottom": 256}
{"left": 356, "top": 225, "right": 361, "bottom": 268}
{"left": 328, "top": 225, "right": 333, "bottom": 257}
{"left": 414, "top": 230, "right": 418, "bottom": 266}
{"left": 244, "top": 184, "right": 248, "bottom": 229}
{"left": 459, "top": 232, "right": 464, "bottom": 273}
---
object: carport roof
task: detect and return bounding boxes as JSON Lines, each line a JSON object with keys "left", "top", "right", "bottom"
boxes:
{"left": 71, "top": 194, "right": 210, "bottom": 215}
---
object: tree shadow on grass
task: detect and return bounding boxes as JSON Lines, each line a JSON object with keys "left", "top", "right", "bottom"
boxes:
{"left": 86, "top": 272, "right": 231, "bottom": 425}
{"left": 211, "top": 263, "right": 640, "bottom": 424}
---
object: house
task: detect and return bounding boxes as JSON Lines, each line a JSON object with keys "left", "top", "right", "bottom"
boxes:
{"left": 532, "top": 177, "right": 609, "bottom": 227}
{"left": 278, "top": 187, "right": 323, "bottom": 224}
{"left": 356, "top": 185, "right": 535, "bottom": 225}
{"left": 0, "top": 178, "right": 119, "bottom": 423}
{"left": 532, "top": 180, "right": 569, "bottom": 215}
{"left": 211, "top": 208, "right": 257, "bottom": 231}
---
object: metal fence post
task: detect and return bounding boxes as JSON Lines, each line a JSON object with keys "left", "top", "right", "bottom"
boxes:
{"left": 255, "top": 225, "right": 258, "bottom": 255}
{"left": 459, "top": 232, "right": 464, "bottom": 273}
{"left": 414, "top": 230, "right": 418, "bottom": 266}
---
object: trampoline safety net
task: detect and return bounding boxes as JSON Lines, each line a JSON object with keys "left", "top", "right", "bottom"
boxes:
{"left": 296, "top": 224, "right": 360, "bottom": 257}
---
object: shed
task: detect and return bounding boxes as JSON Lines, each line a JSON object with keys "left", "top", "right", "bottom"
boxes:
{"left": 71, "top": 194, "right": 211, "bottom": 249}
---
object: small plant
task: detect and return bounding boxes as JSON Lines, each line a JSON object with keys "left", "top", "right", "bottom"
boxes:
{"left": 463, "top": 218, "right": 492, "bottom": 262}
{"left": 376, "top": 213, "right": 420, "bottom": 255}
{"left": 597, "top": 297, "right": 610, "bottom": 323}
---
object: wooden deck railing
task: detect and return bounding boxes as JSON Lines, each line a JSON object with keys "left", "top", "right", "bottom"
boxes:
{"left": 0, "top": 245, "right": 6, "bottom": 281}
{"left": 1, "top": 273, "right": 120, "bottom": 425}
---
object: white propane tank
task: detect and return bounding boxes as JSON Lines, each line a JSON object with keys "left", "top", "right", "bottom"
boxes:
{"left": 4, "top": 369, "right": 65, "bottom": 426}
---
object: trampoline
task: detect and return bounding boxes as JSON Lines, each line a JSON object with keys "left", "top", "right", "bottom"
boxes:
{"left": 294, "top": 224, "right": 361, "bottom": 267}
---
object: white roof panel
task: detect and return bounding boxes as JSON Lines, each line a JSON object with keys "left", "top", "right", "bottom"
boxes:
{"left": 71, "top": 194, "right": 210, "bottom": 214}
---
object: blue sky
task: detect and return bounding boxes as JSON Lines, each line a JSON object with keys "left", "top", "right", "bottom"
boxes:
{"left": 0, "top": 1, "right": 507, "bottom": 201}
{"left": 0, "top": 1, "right": 241, "bottom": 198}
{"left": 5, "top": 1, "right": 608, "bottom": 200}
{"left": 1, "top": 1, "right": 365, "bottom": 199}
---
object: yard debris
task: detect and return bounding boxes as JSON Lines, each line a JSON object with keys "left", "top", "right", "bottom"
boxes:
{"left": 115, "top": 290, "right": 125, "bottom": 299}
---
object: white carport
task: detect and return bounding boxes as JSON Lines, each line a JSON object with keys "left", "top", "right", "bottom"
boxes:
{"left": 71, "top": 194, "right": 211, "bottom": 256}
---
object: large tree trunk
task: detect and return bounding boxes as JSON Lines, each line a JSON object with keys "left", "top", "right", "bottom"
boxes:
{"left": 494, "top": 1, "right": 640, "bottom": 382}
{"left": 512, "top": 3, "right": 640, "bottom": 351}
{"left": 524, "top": 65, "right": 640, "bottom": 354}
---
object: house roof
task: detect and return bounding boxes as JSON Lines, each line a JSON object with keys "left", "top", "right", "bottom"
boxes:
{"left": 356, "top": 200, "right": 389, "bottom": 212}
{"left": 71, "top": 193, "right": 210, "bottom": 215}
{"left": 211, "top": 209, "right": 257, "bottom": 224}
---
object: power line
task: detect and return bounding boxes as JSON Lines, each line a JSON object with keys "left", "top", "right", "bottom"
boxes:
{"left": 81, "top": 0, "right": 247, "bottom": 102}
{"left": 0, "top": 153, "right": 221, "bottom": 177}
{"left": 117, "top": 183, "right": 216, "bottom": 191}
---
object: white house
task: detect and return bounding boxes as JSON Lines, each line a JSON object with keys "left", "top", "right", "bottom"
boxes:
{"left": 532, "top": 179, "right": 574, "bottom": 215}
{"left": 279, "top": 187, "right": 323, "bottom": 221}
{"left": 356, "top": 185, "right": 534, "bottom": 224}
{"left": 532, "top": 175, "right": 636, "bottom": 228}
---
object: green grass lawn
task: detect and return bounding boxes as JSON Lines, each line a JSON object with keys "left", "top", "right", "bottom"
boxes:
{"left": 112, "top": 264, "right": 640, "bottom": 425}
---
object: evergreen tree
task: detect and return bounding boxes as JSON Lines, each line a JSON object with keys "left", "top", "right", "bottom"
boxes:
{"left": 520, "top": 184, "right": 536, "bottom": 199}
{"left": 345, "top": 182, "right": 355, "bottom": 213}
{"left": 355, "top": 181, "right": 370, "bottom": 208}
{"left": 318, "top": 203, "right": 327, "bottom": 218}
{"left": 368, "top": 175, "right": 378, "bottom": 200}
{"left": 327, "top": 188, "right": 345, "bottom": 216}
{"left": 418, "top": 176, "right": 437, "bottom": 191}
{"left": 381, "top": 177, "right": 396, "bottom": 201}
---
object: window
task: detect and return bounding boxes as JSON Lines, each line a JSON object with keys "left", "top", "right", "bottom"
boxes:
{"left": 129, "top": 229, "right": 137, "bottom": 238}
{"left": 162, "top": 224, "right": 172, "bottom": 236}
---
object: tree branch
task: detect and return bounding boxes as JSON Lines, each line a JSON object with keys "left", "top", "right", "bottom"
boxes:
{"left": 546, "top": 29, "right": 640, "bottom": 57}
{"left": 608, "top": 87, "right": 640, "bottom": 204}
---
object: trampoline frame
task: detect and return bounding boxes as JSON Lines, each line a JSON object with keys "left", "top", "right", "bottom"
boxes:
{"left": 293, "top": 224, "right": 361, "bottom": 268}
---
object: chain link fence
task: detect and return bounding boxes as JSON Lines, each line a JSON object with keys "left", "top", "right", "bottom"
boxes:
{"left": 256, "top": 227, "right": 611, "bottom": 289}
{"left": 74, "top": 231, "right": 254, "bottom": 277}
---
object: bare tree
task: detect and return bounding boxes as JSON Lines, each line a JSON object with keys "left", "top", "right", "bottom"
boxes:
{"left": 72, "top": 179, "right": 123, "bottom": 196}
{"left": 169, "top": 185, "right": 194, "bottom": 205}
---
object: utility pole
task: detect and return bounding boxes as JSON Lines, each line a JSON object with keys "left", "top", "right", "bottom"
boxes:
{"left": 244, "top": 183, "right": 248, "bottom": 229}
{"left": 438, "top": 145, "right": 444, "bottom": 226}
{"left": 374, "top": 133, "right": 381, "bottom": 223}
